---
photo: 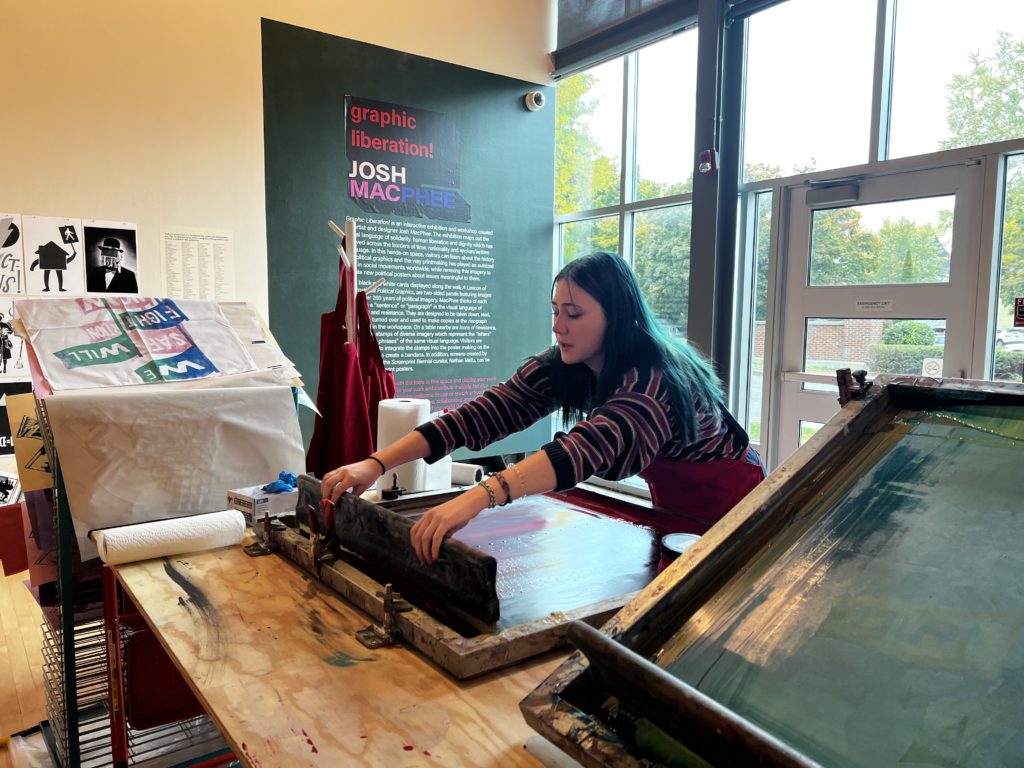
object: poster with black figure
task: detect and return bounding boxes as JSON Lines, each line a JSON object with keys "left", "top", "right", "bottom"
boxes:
{"left": 0, "top": 297, "right": 28, "bottom": 380}
{"left": 83, "top": 221, "right": 140, "bottom": 294}
{"left": 23, "top": 215, "right": 86, "bottom": 295}
{"left": 0, "top": 213, "right": 25, "bottom": 296}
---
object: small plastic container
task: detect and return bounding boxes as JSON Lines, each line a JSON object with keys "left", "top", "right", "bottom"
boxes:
{"left": 658, "top": 532, "right": 700, "bottom": 572}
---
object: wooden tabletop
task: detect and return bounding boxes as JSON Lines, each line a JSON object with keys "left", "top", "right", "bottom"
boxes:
{"left": 112, "top": 543, "right": 566, "bottom": 767}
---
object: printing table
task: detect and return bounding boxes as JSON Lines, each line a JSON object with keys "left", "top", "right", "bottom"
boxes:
{"left": 111, "top": 542, "right": 566, "bottom": 767}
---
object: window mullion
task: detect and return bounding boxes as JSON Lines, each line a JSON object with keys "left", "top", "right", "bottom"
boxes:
{"left": 620, "top": 52, "right": 639, "bottom": 259}
{"left": 869, "top": 0, "right": 897, "bottom": 162}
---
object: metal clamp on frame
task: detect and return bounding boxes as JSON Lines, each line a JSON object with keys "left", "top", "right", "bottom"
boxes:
{"left": 836, "top": 368, "right": 872, "bottom": 406}
{"left": 298, "top": 498, "right": 338, "bottom": 578}
{"left": 243, "top": 512, "right": 278, "bottom": 557}
{"left": 356, "top": 583, "right": 413, "bottom": 649}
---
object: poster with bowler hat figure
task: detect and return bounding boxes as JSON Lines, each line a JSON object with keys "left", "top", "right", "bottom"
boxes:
{"left": 82, "top": 220, "right": 139, "bottom": 295}
{"left": 23, "top": 215, "right": 87, "bottom": 295}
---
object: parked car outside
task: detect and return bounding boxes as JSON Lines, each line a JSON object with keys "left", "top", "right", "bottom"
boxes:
{"left": 995, "top": 327, "right": 1024, "bottom": 351}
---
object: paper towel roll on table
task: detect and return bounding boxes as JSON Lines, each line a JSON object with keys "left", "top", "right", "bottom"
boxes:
{"left": 92, "top": 510, "right": 246, "bottom": 565}
{"left": 377, "top": 398, "right": 452, "bottom": 492}
{"left": 451, "top": 462, "right": 484, "bottom": 485}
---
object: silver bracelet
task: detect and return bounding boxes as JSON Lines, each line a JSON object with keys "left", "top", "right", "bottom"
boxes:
{"left": 507, "top": 463, "right": 528, "bottom": 497}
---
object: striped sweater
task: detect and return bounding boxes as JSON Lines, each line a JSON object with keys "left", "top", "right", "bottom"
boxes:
{"left": 414, "top": 356, "right": 748, "bottom": 491}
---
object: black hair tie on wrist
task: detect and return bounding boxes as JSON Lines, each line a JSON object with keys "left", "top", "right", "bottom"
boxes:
{"left": 367, "top": 455, "right": 386, "bottom": 476}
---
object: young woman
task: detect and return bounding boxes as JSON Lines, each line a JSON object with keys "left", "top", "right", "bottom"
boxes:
{"left": 322, "top": 252, "right": 765, "bottom": 564}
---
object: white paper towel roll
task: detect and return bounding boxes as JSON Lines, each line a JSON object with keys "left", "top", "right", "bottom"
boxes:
{"left": 377, "top": 398, "right": 431, "bottom": 492}
{"left": 451, "top": 462, "right": 484, "bottom": 485}
{"left": 92, "top": 510, "right": 246, "bottom": 565}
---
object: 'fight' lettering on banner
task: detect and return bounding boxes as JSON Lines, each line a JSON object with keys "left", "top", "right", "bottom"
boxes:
{"left": 119, "top": 299, "right": 188, "bottom": 330}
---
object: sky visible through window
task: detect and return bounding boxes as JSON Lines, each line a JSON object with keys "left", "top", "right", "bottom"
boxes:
{"left": 575, "top": 0, "right": 1024, "bottom": 190}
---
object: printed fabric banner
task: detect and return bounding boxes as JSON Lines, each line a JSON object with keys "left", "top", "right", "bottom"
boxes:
{"left": 15, "top": 296, "right": 257, "bottom": 390}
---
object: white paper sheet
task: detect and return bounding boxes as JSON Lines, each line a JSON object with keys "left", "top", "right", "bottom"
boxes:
{"left": 218, "top": 301, "right": 301, "bottom": 384}
{"left": 45, "top": 385, "right": 304, "bottom": 560}
{"left": 161, "top": 226, "right": 235, "bottom": 300}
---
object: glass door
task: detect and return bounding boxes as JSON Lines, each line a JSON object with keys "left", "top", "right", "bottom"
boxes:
{"left": 770, "top": 162, "right": 984, "bottom": 466}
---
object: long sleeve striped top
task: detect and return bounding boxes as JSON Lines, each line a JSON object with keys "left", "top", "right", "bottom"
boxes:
{"left": 414, "top": 356, "right": 748, "bottom": 491}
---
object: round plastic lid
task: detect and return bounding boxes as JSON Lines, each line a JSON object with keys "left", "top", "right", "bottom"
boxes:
{"left": 661, "top": 532, "right": 701, "bottom": 556}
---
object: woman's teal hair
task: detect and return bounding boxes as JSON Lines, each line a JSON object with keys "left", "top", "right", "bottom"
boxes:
{"left": 542, "top": 251, "right": 724, "bottom": 441}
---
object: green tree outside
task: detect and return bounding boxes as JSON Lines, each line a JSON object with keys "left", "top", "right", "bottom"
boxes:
{"left": 874, "top": 218, "right": 949, "bottom": 284}
{"left": 942, "top": 31, "right": 1024, "bottom": 318}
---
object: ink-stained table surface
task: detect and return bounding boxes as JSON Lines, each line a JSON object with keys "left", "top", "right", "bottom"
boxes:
{"left": 112, "top": 542, "right": 566, "bottom": 767}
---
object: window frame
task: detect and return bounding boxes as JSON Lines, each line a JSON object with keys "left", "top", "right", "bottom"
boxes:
{"left": 554, "top": 38, "right": 701, "bottom": 498}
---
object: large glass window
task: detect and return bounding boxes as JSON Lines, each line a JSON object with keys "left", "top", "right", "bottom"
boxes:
{"left": 562, "top": 215, "right": 619, "bottom": 264}
{"left": 746, "top": 191, "right": 773, "bottom": 443}
{"left": 555, "top": 28, "right": 697, "bottom": 317}
{"left": 554, "top": 27, "right": 698, "bottom": 495}
{"left": 890, "top": 1, "right": 1024, "bottom": 159}
{"left": 736, "top": 1, "right": 1024, "bottom": 468}
{"left": 555, "top": 59, "right": 623, "bottom": 215}
{"left": 633, "top": 204, "right": 691, "bottom": 339}
{"left": 803, "top": 317, "right": 946, "bottom": 381}
{"left": 556, "top": 1, "right": 1024, "bottom": 472}
{"left": 635, "top": 34, "right": 697, "bottom": 200}
{"left": 743, "top": 0, "right": 875, "bottom": 181}
{"left": 993, "top": 153, "right": 1024, "bottom": 382}
{"left": 808, "top": 196, "right": 953, "bottom": 286}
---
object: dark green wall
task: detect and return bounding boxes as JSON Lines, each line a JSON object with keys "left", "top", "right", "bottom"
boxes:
{"left": 262, "top": 19, "right": 555, "bottom": 457}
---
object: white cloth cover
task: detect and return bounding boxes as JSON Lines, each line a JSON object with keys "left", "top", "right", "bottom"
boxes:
{"left": 45, "top": 385, "right": 304, "bottom": 560}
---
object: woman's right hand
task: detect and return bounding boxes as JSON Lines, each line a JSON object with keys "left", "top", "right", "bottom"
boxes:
{"left": 321, "top": 459, "right": 385, "bottom": 503}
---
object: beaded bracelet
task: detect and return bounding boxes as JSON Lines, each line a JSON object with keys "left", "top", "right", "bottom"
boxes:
{"left": 477, "top": 478, "right": 497, "bottom": 508}
{"left": 495, "top": 473, "right": 514, "bottom": 506}
{"left": 507, "top": 463, "right": 528, "bottom": 497}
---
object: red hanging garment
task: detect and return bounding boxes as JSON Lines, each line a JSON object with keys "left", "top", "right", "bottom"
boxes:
{"left": 305, "top": 262, "right": 375, "bottom": 477}
{"left": 355, "top": 289, "right": 396, "bottom": 443}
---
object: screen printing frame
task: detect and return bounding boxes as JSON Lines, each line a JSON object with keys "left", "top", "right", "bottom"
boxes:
{"left": 267, "top": 486, "right": 686, "bottom": 680}
{"left": 520, "top": 375, "right": 1024, "bottom": 767}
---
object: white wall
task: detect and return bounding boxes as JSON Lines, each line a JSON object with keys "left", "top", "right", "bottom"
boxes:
{"left": 2, "top": 1, "right": 554, "bottom": 321}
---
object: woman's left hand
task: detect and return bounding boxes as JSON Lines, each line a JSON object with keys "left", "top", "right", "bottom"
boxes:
{"left": 410, "top": 491, "right": 487, "bottom": 565}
